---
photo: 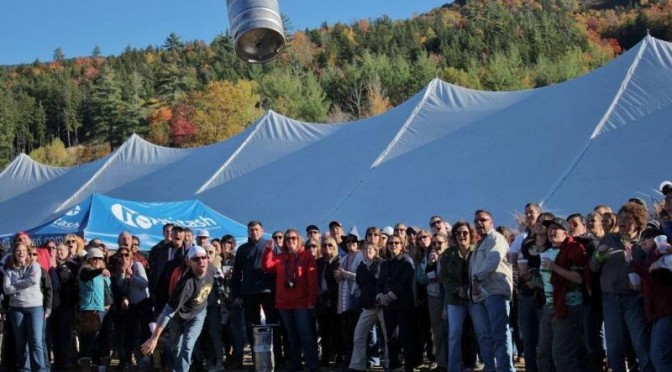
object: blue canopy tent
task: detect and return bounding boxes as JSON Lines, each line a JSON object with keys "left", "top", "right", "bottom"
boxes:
{"left": 0, "top": 194, "right": 250, "bottom": 250}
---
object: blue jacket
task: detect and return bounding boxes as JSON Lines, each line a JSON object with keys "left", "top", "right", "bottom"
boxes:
{"left": 78, "top": 267, "right": 111, "bottom": 312}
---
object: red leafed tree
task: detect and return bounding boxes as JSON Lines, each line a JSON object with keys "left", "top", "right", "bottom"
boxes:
{"left": 170, "top": 102, "right": 198, "bottom": 147}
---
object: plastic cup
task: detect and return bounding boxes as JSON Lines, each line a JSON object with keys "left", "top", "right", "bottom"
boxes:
{"left": 518, "top": 259, "right": 528, "bottom": 271}
{"left": 628, "top": 272, "right": 641, "bottom": 285}
{"left": 655, "top": 235, "right": 669, "bottom": 253}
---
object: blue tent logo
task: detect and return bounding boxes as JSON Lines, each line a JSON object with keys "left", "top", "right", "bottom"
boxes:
{"left": 65, "top": 205, "right": 81, "bottom": 216}
{"left": 111, "top": 203, "right": 153, "bottom": 229}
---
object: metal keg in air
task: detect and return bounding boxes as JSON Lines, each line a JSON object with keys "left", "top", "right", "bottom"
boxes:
{"left": 226, "top": 0, "right": 286, "bottom": 63}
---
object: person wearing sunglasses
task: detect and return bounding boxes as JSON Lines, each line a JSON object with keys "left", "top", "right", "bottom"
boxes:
{"left": 50, "top": 243, "right": 79, "bottom": 371}
{"left": 3, "top": 242, "right": 48, "bottom": 371}
{"left": 376, "top": 234, "right": 415, "bottom": 372}
{"left": 316, "top": 236, "right": 341, "bottom": 367}
{"left": 262, "top": 228, "right": 319, "bottom": 372}
{"left": 76, "top": 247, "right": 112, "bottom": 370}
{"left": 64, "top": 234, "right": 84, "bottom": 265}
{"left": 440, "top": 221, "right": 479, "bottom": 372}
{"left": 111, "top": 246, "right": 150, "bottom": 370}
{"left": 469, "top": 210, "right": 514, "bottom": 372}
{"left": 141, "top": 246, "right": 215, "bottom": 372}
{"left": 411, "top": 229, "right": 435, "bottom": 369}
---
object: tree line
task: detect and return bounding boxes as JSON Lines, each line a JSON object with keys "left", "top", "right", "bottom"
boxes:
{"left": 0, "top": 0, "right": 670, "bottom": 168}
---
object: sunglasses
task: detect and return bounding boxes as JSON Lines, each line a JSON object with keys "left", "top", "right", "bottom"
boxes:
{"left": 191, "top": 256, "right": 208, "bottom": 262}
{"left": 391, "top": 241, "right": 402, "bottom": 245}
{"left": 433, "top": 240, "right": 447, "bottom": 245}
{"left": 324, "top": 243, "right": 334, "bottom": 247}
{"left": 456, "top": 231, "right": 470, "bottom": 236}
{"left": 431, "top": 220, "right": 443, "bottom": 227}
{"left": 31, "top": 253, "right": 38, "bottom": 257}
{"left": 419, "top": 235, "right": 430, "bottom": 239}
{"left": 367, "top": 232, "right": 379, "bottom": 236}
{"left": 474, "top": 218, "right": 490, "bottom": 223}
{"left": 308, "top": 230, "right": 320, "bottom": 234}
{"left": 66, "top": 240, "right": 76, "bottom": 244}
{"left": 120, "top": 254, "right": 130, "bottom": 258}
{"left": 47, "top": 245, "right": 56, "bottom": 249}
{"left": 307, "top": 245, "right": 318, "bottom": 249}
{"left": 272, "top": 236, "right": 283, "bottom": 240}
{"left": 285, "top": 236, "right": 298, "bottom": 241}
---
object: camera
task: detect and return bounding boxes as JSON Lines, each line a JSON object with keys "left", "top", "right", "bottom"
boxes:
{"left": 285, "top": 280, "right": 296, "bottom": 289}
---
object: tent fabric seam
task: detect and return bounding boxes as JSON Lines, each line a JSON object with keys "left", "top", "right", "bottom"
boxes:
{"left": 370, "top": 78, "right": 437, "bottom": 169}
{"left": 195, "top": 111, "right": 271, "bottom": 194}
{"left": 540, "top": 36, "right": 649, "bottom": 206}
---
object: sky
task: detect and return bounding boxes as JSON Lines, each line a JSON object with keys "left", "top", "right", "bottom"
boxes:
{"left": 0, "top": 0, "right": 450, "bottom": 66}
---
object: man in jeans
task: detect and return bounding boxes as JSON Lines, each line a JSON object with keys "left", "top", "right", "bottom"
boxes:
{"left": 141, "top": 246, "right": 215, "bottom": 372}
{"left": 469, "top": 210, "right": 514, "bottom": 372}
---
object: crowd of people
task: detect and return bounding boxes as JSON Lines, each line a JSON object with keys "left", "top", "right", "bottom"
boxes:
{"left": 1, "top": 181, "right": 671, "bottom": 372}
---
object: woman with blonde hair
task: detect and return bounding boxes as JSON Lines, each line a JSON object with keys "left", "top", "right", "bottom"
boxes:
{"left": 64, "top": 234, "right": 85, "bottom": 263}
{"left": 3, "top": 242, "right": 47, "bottom": 371}
{"left": 305, "top": 238, "right": 321, "bottom": 259}
{"left": 316, "top": 236, "right": 341, "bottom": 366}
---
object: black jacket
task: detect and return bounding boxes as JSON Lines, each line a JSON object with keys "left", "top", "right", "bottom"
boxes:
{"left": 356, "top": 257, "right": 383, "bottom": 309}
{"left": 377, "top": 253, "right": 414, "bottom": 310}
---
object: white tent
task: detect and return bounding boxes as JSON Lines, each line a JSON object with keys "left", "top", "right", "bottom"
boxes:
{"left": 1, "top": 35, "right": 670, "bottom": 235}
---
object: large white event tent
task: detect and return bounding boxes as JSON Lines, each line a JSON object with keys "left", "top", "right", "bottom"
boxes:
{"left": 0, "top": 35, "right": 670, "bottom": 235}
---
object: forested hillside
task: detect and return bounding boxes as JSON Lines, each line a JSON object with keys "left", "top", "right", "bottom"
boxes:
{"left": 1, "top": 0, "right": 670, "bottom": 168}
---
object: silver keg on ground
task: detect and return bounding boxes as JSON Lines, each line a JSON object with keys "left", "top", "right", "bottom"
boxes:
{"left": 226, "top": 0, "right": 286, "bottom": 63}
{"left": 252, "top": 324, "right": 275, "bottom": 372}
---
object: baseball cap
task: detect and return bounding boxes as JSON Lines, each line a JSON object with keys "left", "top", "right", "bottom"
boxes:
{"left": 86, "top": 248, "right": 105, "bottom": 260}
{"left": 187, "top": 245, "right": 207, "bottom": 260}
{"left": 543, "top": 217, "right": 571, "bottom": 232}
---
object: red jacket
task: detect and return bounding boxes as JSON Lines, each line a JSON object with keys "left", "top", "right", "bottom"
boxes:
{"left": 262, "top": 246, "right": 317, "bottom": 309}
{"left": 551, "top": 237, "right": 590, "bottom": 319}
{"left": 632, "top": 249, "right": 672, "bottom": 323}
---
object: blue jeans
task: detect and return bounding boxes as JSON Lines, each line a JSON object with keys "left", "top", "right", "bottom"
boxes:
{"left": 279, "top": 308, "right": 319, "bottom": 371}
{"left": 650, "top": 315, "right": 672, "bottom": 371}
{"left": 448, "top": 302, "right": 489, "bottom": 372}
{"left": 517, "top": 294, "right": 542, "bottom": 372}
{"left": 9, "top": 306, "right": 47, "bottom": 372}
{"left": 602, "top": 293, "right": 652, "bottom": 372}
{"left": 485, "top": 294, "right": 514, "bottom": 372}
{"left": 169, "top": 307, "right": 207, "bottom": 372}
